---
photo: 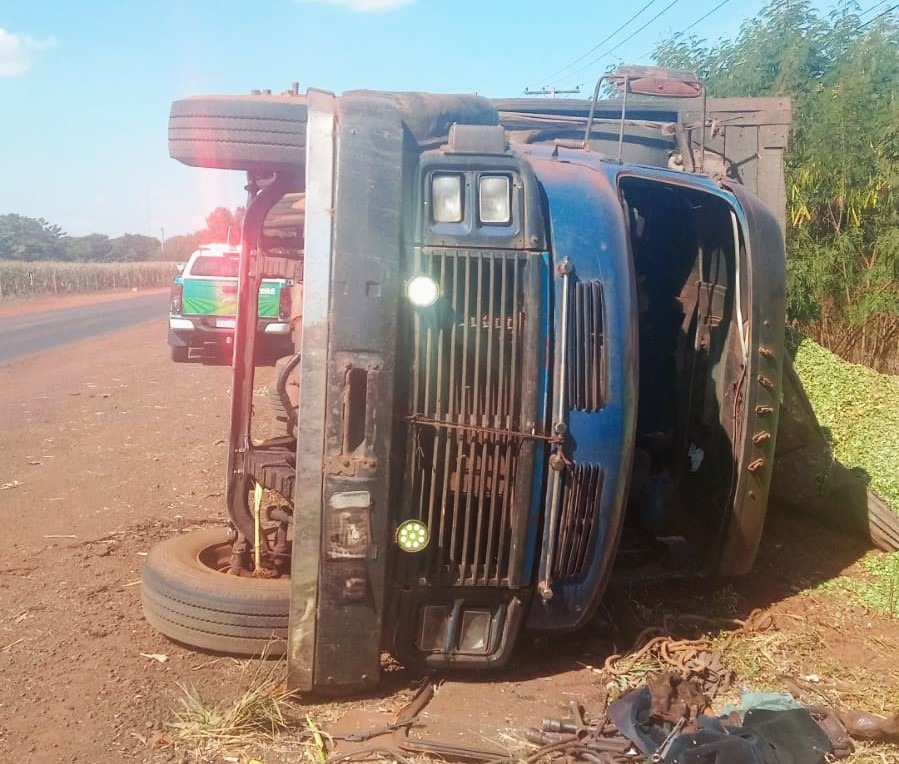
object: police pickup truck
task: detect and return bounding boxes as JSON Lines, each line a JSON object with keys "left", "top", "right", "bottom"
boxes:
{"left": 167, "top": 243, "right": 293, "bottom": 362}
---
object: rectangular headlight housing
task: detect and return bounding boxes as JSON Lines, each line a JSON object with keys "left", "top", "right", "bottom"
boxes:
{"left": 478, "top": 175, "right": 511, "bottom": 224}
{"left": 432, "top": 174, "right": 463, "bottom": 223}
{"left": 418, "top": 605, "right": 451, "bottom": 651}
{"left": 459, "top": 609, "right": 492, "bottom": 652}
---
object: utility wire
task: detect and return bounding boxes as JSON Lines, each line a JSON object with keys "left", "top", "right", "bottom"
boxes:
{"left": 532, "top": 0, "right": 661, "bottom": 86}
{"left": 630, "top": 0, "right": 733, "bottom": 63}
{"left": 571, "top": 0, "right": 684, "bottom": 87}
{"left": 680, "top": 0, "right": 734, "bottom": 35}
{"left": 855, "top": 2, "right": 898, "bottom": 29}
{"left": 857, "top": 0, "right": 891, "bottom": 18}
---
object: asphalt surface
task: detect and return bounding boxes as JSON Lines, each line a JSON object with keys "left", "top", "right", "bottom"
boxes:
{"left": 0, "top": 291, "right": 169, "bottom": 364}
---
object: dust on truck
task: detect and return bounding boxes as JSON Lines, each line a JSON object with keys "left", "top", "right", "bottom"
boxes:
{"left": 143, "top": 68, "right": 791, "bottom": 693}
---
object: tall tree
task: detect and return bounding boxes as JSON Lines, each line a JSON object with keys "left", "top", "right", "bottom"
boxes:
{"left": 654, "top": 0, "right": 899, "bottom": 371}
{"left": 202, "top": 207, "right": 244, "bottom": 245}
{"left": 108, "top": 234, "right": 164, "bottom": 262}
{"left": 63, "top": 233, "right": 113, "bottom": 262}
{"left": 0, "top": 214, "right": 67, "bottom": 261}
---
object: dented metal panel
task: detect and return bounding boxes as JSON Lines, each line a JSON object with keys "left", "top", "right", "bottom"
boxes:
{"left": 287, "top": 89, "right": 336, "bottom": 693}
{"left": 309, "top": 93, "right": 407, "bottom": 691}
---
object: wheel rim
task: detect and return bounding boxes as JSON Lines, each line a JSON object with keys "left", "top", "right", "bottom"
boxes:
{"left": 195, "top": 531, "right": 292, "bottom": 577}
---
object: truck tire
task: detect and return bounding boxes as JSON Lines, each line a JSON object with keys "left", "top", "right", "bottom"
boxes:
{"left": 141, "top": 528, "right": 290, "bottom": 656}
{"left": 169, "top": 94, "right": 308, "bottom": 174}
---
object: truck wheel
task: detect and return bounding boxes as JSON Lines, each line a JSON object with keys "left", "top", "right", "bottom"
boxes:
{"left": 170, "top": 346, "right": 189, "bottom": 363}
{"left": 141, "top": 528, "right": 290, "bottom": 656}
{"left": 168, "top": 94, "right": 308, "bottom": 174}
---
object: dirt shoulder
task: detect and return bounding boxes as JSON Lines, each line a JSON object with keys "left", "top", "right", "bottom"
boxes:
{"left": 0, "top": 319, "right": 241, "bottom": 761}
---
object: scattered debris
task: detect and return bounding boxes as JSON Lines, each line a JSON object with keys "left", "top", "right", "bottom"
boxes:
{"left": 324, "top": 666, "right": 896, "bottom": 763}
{"left": 140, "top": 652, "right": 169, "bottom": 664}
{"left": 834, "top": 708, "right": 899, "bottom": 742}
{"left": 1, "top": 639, "right": 24, "bottom": 653}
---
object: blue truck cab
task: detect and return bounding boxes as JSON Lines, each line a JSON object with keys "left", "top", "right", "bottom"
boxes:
{"left": 148, "top": 68, "right": 789, "bottom": 694}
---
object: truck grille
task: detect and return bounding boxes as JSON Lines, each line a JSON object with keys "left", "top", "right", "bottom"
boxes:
{"left": 554, "top": 463, "right": 604, "bottom": 581}
{"left": 568, "top": 279, "right": 605, "bottom": 411}
{"left": 406, "top": 248, "right": 531, "bottom": 587}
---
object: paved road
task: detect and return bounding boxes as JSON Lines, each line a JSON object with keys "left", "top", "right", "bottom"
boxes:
{"left": 0, "top": 291, "right": 170, "bottom": 364}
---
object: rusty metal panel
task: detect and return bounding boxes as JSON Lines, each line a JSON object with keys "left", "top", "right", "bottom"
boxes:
{"left": 287, "top": 89, "right": 336, "bottom": 693}
{"left": 675, "top": 96, "right": 792, "bottom": 228}
{"left": 554, "top": 464, "right": 605, "bottom": 581}
{"left": 310, "top": 93, "right": 407, "bottom": 691}
{"left": 756, "top": 125, "right": 789, "bottom": 233}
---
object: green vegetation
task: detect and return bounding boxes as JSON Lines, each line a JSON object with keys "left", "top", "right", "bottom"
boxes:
{"left": 790, "top": 329, "right": 899, "bottom": 509}
{"left": 0, "top": 207, "right": 244, "bottom": 271}
{"left": 790, "top": 327, "right": 899, "bottom": 620}
{"left": 655, "top": 0, "right": 898, "bottom": 373}
{"left": 814, "top": 551, "right": 899, "bottom": 617}
{"left": 0, "top": 260, "right": 177, "bottom": 299}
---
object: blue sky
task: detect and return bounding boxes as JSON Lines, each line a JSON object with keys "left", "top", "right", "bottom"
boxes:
{"left": 1, "top": 0, "right": 838, "bottom": 241}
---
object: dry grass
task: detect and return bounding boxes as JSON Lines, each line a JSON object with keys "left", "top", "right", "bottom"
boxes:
{"left": 169, "top": 651, "right": 304, "bottom": 762}
{"left": 713, "top": 618, "right": 826, "bottom": 685}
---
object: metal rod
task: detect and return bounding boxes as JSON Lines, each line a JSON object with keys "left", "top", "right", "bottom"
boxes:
{"left": 538, "top": 264, "right": 571, "bottom": 598}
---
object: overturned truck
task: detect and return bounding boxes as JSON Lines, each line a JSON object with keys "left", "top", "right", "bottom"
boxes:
{"left": 142, "top": 68, "right": 792, "bottom": 693}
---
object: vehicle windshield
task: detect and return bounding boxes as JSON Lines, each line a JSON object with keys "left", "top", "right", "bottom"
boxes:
{"left": 190, "top": 254, "right": 239, "bottom": 278}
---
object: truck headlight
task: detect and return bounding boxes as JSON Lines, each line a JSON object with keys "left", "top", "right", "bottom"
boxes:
{"left": 479, "top": 175, "right": 511, "bottom": 224}
{"left": 432, "top": 174, "right": 463, "bottom": 223}
{"left": 405, "top": 275, "right": 440, "bottom": 308}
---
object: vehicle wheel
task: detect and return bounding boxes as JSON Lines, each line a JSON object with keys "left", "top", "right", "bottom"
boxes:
{"left": 170, "top": 345, "right": 189, "bottom": 363}
{"left": 169, "top": 94, "right": 308, "bottom": 173}
{"left": 141, "top": 528, "right": 290, "bottom": 656}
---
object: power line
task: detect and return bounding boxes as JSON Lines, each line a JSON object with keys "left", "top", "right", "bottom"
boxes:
{"left": 524, "top": 0, "right": 895, "bottom": 98}
{"left": 571, "top": 0, "right": 684, "bottom": 88}
{"left": 526, "top": 0, "right": 738, "bottom": 94}
{"left": 629, "top": 0, "right": 733, "bottom": 63}
{"left": 532, "top": 0, "right": 661, "bottom": 86}
{"left": 857, "top": 0, "right": 892, "bottom": 19}
{"left": 856, "top": 2, "right": 898, "bottom": 30}
{"left": 681, "top": 0, "right": 733, "bottom": 35}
